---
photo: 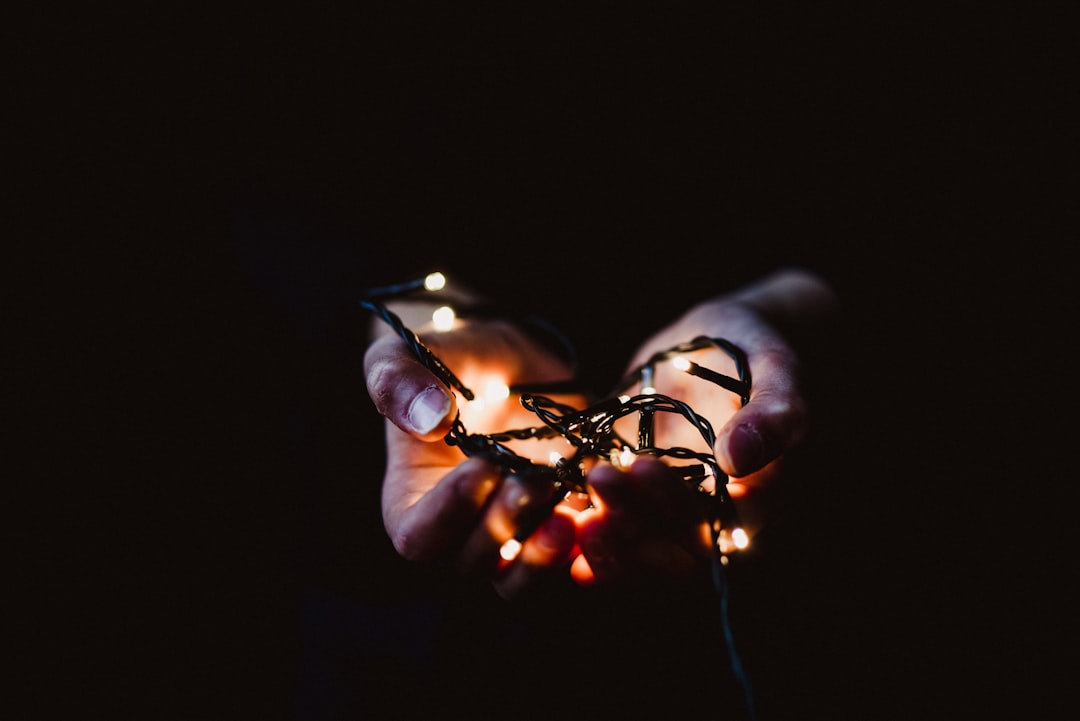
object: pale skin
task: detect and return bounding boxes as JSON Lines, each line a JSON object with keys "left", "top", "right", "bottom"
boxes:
{"left": 363, "top": 267, "right": 839, "bottom": 599}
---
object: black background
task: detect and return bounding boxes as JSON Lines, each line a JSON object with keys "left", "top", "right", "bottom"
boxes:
{"left": 15, "top": 3, "right": 1075, "bottom": 720}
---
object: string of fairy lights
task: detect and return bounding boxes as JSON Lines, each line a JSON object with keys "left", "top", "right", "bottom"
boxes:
{"left": 360, "top": 272, "right": 758, "bottom": 720}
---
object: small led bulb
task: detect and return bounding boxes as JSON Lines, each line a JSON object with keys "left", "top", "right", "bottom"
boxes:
{"left": 485, "top": 380, "right": 510, "bottom": 402}
{"left": 671, "top": 356, "right": 691, "bottom": 372}
{"left": 549, "top": 451, "right": 564, "bottom": 466}
{"left": 608, "top": 446, "right": 636, "bottom": 469}
{"left": 500, "top": 538, "right": 523, "bottom": 562}
{"left": 640, "top": 364, "right": 656, "bottom": 395}
{"left": 717, "top": 527, "right": 751, "bottom": 554}
{"left": 431, "top": 305, "right": 456, "bottom": 331}
{"left": 423, "top": 272, "right": 446, "bottom": 291}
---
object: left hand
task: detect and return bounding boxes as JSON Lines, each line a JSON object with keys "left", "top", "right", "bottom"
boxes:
{"left": 570, "top": 268, "right": 838, "bottom": 585}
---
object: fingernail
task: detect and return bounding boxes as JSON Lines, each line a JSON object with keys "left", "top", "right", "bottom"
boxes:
{"left": 407, "top": 386, "right": 451, "bottom": 434}
{"left": 727, "top": 424, "right": 765, "bottom": 476}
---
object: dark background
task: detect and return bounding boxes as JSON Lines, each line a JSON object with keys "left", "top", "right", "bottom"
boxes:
{"left": 17, "top": 3, "right": 1074, "bottom": 720}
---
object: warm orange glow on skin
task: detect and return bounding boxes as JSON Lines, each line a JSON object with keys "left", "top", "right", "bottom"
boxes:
{"left": 727, "top": 481, "right": 747, "bottom": 498}
{"left": 570, "top": 553, "right": 596, "bottom": 585}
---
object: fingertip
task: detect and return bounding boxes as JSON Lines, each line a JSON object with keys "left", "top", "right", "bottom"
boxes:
{"left": 624, "top": 455, "right": 673, "bottom": 481}
{"left": 451, "top": 457, "right": 502, "bottom": 504}
{"left": 719, "top": 422, "right": 768, "bottom": 477}
{"left": 570, "top": 553, "right": 597, "bottom": 585}
{"left": 585, "top": 463, "right": 629, "bottom": 506}
{"left": 530, "top": 511, "right": 577, "bottom": 559}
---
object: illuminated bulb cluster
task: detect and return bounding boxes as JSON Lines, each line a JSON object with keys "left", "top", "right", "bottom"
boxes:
{"left": 361, "top": 272, "right": 757, "bottom": 561}
{"left": 361, "top": 272, "right": 762, "bottom": 716}
{"left": 424, "top": 273, "right": 457, "bottom": 331}
{"left": 716, "top": 527, "right": 751, "bottom": 561}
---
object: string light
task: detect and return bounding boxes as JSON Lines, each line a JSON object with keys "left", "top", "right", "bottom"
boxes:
{"left": 499, "top": 538, "right": 523, "bottom": 562}
{"left": 485, "top": 380, "right": 511, "bottom": 401}
{"left": 360, "top": 273, "right": 753, "bottom": 542}
{"left": 431, "top": 305, "right": 456, "bottom": 331}
{"left": 423, "top": 272, "right": 446, "bottom": 291}
{"left": 360, "top": 273, "right": 758, "bottom": 720}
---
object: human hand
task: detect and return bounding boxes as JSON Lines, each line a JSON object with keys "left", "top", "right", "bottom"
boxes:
{"left": 364, "top": 314, "right": 587, "bottom": 599}
{"left": 572, "top": 268, "right": 839, "bottom": 585}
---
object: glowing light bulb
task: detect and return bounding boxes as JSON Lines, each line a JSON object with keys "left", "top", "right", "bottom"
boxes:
{"left": 423, "top": 272, "right": 446, "bottom": 291}
{"left": 549, "top": 451, "right": 564, "bottom": 466}
{"left": 485, "top": 380, "right": 510, "bottom": 401}
{"left": 500, "top": 538, "right": 523, "bottom": 561}
{"left": 671, "top": 356, "right": 691, "bottom": 372}
{"left": 608, "top": 446, "right": 636, "bottom": 469}
{"left": 431, "top": 305, "right": 456, "bottom": 331}
{"left": 462, "top": 377, "right": 509, "bottom": 422}
{"left": 716, "top": 527, "right": 751, "bottom": 554}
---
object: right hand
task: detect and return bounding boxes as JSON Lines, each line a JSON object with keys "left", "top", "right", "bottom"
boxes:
{"left": 364, "top": 315, "right": 586, "bottom": 599}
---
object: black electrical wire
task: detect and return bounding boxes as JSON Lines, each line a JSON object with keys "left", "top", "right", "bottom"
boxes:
{"left": 358, "top": 297, "right": 475, "bottom": 401}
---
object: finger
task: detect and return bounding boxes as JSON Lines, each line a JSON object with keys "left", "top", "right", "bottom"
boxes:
{"left": 574, "top": 505, "right": 624, "bottom": 584}
{"left": 575, "top": 463, "right": 654, "bottom": 583}
{"left": 492, "top": 508, "right": 577, "bottom": 600}
{"left": 626, "top": 457, "right": 709, "bottom": 531}
{"left": 716, "top": 345, "right": 809, "bottom": 477}
{"left": 721, "top": 458, "right": 784, "bottom": 542}
{"left": 576, "top": 506, "right": 704, "bottom": 585}
{"left": 452, "top": 474, "right": 564, "bottom": 577}
{"left": 383, "top": 456, "right": 503, "bottom": 563}
{"left": 587, "top": 458, "right": 704, "bottom": 536}
{"left": 364, "top": 333, "right": 458, "bottom": 440}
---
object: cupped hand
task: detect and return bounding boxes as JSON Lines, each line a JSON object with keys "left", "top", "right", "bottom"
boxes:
{"left": 572, "top": 457, "right": 714, "bottom": 586}
{"left": 364, "top": 316, "right": 586, "bottom": 599}
{"left": 572, "top": 268, "right": 838, "bottom": 584}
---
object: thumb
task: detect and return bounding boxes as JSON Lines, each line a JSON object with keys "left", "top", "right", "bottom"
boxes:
{"left": 364, "top": 334, "right": 458, "bottom": 440}
{"left": 715, "top": 352, "right": 809, "bottom": 477}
